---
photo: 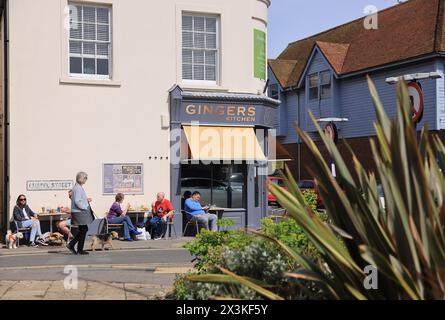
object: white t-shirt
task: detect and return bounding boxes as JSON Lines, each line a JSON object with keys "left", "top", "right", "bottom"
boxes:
{"left": 22, "top": 208, "right": 30, "bottom": 220}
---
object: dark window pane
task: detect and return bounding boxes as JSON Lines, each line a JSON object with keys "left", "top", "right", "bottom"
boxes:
{"left": 309, "top": 87, "right": 319, "bottom": 100}
{"left": 321, "top": 71, "right": 331, "bottom": 85}
{"left": 320, "top": 71, "right": 331, "bottom": 98}
{"left": 268, "top": 84, "right": 279, "bottom": 100}
{"left": 97, "top": 59, "right": 109, "bottom": 75}
{"left": 309, "top": 74, "right": 318, "bottom": 88}
{"left": 321, "top": 84, "right": 331, "bottom": 98}
{"left": 70, "top": 57, "right": 82, "bottom": 74}
{"left": 83, "top": 58, "right": 96, "bottom": 74}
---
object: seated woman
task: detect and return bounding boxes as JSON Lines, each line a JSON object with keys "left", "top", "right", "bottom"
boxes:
{"left": 57, "top": 190, "right": 73, "bottom": 242}
{"left": 107, "top": 193, "right": 142, "bottom": 241}
{"left": 13, "top": 194, "right": 48, "bottom": 247}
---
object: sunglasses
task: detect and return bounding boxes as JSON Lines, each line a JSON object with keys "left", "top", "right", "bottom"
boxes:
{"left": 19, "top": 198, "right": 26, "bottom": 201}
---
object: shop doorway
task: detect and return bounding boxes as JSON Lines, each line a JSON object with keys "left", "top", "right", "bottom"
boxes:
{"left": 181, "top": 163, "right": 247, "bottom": 209}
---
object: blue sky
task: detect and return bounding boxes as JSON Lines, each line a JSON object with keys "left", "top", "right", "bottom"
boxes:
{"left": 268, "top": 0, "right": 402, "bottom": 58}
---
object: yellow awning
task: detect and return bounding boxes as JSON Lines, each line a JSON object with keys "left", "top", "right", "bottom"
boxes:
{"left": 182, "top": 125, "right": 266, "bottom": 161}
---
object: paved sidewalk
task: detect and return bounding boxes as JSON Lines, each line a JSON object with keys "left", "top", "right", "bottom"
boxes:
{"left": 0, "top": 237, "right": 196, "bottom": 300}
{"left": 0, "top": 237, "right": 193, "bottom": 256}
{"left": 0, "top": 280, "right": 177, "bottom": 300}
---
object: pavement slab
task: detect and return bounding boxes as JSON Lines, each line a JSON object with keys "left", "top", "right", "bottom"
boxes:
{"left": 1, "top": 280, "right": 53, "bottom": 300}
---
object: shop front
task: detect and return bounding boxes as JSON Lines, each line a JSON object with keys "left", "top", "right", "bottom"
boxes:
{"left": 169, "top": 86, "right": 280, "bottom": 234}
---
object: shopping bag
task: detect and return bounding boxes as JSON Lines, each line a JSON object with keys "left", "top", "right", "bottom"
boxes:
{"left": 136, "top": 227, "right": 147, "bottom": 240}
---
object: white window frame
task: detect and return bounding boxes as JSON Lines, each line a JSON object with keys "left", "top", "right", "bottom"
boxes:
{"left": 181, "top": 13, "right": 220, "bottom": 85}
{"left": 68, "top": 2, "right": 112, "bottom": 80}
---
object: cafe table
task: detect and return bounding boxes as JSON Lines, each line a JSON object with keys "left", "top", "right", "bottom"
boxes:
{"left": 126, "top": 210, "right": 151, "bottom": 225}
{"left": 207, "top": 207, "right": 228, "bottom": 231}
{"left": 207, "top": 207, "right": 225, "bottom": 220}
{"left": 37, "top": 212, "right": 71, "bottom": 233}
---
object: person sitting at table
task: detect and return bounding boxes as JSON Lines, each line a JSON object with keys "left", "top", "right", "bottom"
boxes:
{"left": 150, "top": 192, "right": 173, "bottom": 240}
{"left": 57, "top": 190, "right": 73, "bottom": 242}
{"left": 184, "top": 191, "right": 217, "bottom": 232}
{"left": 107, "top": 193, "right": 142, "bottom": 241}
{"left": 12, "top": 194, "right": 48, "bottom": 247}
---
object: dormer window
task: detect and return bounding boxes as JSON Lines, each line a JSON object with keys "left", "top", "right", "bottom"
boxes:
{"left": 308, "top": 71, "right": 331, "bottom": 100}
{"left": 320, "top": 71, "right": 331, "bottom": 98}
{"left": 308, "top": 74, "right": 319, "bottom": 100}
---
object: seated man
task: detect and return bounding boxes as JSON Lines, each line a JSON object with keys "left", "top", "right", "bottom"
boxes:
{"left": 150, "top": 192, "right": 173, "bottom": 240}
{"left": 184, "top": 191, "right": 217, "bottom": 232}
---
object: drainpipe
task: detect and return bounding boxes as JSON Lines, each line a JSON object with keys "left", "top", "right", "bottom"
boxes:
{"left": 2, "top": 0, "right": 9, "bottom": 236}
{"left": 292, "top": 88, "right": 301, "bottom": 181}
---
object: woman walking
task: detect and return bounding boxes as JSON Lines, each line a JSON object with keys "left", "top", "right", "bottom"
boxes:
{"left": 67, "top": 172, "right": 95, "bottom": 255}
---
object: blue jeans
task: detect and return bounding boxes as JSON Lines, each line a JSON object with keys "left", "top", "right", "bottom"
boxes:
{"left": 150, "top": 216, "right": 167, "bottom": 238}
{"left": 108, "top": 215, "right": 137, "bottom": 239}
{"left": 21, "top": 219, "right": 43, "bottom": 242}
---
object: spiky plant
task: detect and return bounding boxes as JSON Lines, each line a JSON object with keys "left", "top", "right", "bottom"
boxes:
{"left": 187, "top": 78, "right": 445, "bottom": 300}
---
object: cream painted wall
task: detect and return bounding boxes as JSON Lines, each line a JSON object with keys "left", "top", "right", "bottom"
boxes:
{"left": 7, "top": 0, "right": 270, "bottom": 218}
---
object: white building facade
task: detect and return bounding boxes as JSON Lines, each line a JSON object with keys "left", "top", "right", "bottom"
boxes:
{"left": 0, "top": 0, "right": 276, "bottom": 235}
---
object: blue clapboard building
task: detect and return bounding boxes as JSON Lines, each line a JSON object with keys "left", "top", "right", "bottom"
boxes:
{"left": 268, "top": 0, "right": 445, "bottom": 179}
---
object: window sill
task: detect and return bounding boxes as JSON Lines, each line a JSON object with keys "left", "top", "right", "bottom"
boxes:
{"left": 180, "top": 82, "right": 229, "bottom": 92}
{"left": 59, "top": 77, "right": 122, "bottom": 87}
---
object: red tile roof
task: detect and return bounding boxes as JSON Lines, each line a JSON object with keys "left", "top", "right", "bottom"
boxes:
{"left": 316, "top": 41, "right": 350, "bottom": 74}
{"left": 270, "top": 0, "right": 444, "bottom": 89}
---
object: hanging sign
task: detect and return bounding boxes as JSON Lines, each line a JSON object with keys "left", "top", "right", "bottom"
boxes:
{"left": 408, "top": 81, "right": 424, "bottom": 124}
{"left": 324, "top": 122, "right": 338, "bottom": 144}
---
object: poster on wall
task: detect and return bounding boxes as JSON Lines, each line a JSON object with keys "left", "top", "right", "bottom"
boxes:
{"left": 254, "top": 29, "right": 266, "bottom": 80}
{"left": 103, "top": 163, "right": 144, "bottom": 195}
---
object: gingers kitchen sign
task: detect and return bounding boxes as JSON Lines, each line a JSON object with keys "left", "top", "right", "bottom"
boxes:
{"left": 185, "top": 103, "right": 257, "bottom": 122}
{"left": 179, "top": 101, "right": 279, "bottom": 128}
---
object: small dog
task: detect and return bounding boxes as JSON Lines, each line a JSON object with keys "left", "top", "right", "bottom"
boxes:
{"left": 90, "top": 231, "right": 118, "bottom": 251}
{"left": 5, "top": 230, "right": 24, "bottom": 249}
{"left": 44, "top": 232, "right": 64, "bottom": 246}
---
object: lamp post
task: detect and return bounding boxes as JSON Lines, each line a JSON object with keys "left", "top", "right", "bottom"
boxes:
{"left": 317, "top": 117, "right": 349, "bottom": 177}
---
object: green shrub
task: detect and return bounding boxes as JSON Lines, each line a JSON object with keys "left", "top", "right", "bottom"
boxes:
{"left": 302, "top": 189, "right": 318, "bottom": 212}
{"left": 184, "top": 228, "right": 254, "bottom": 271}
{"left": 175, "top": 242, "right": 294, "bottom": 300}
{"left": 261, "top": 218, "right": 320, "bottom": 261}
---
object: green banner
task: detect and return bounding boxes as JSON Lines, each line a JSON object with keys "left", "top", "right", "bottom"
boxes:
{"left": 254, "top": 29, "right": 266, "bottom": 80}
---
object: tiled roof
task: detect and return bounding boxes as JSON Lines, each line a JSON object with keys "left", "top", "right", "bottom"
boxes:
{"left": 270, "top": 0, "right": 444, "bottom": 89}
{"left": 316, "top": 41, "right": 350, "bottom": 74}
{"left": 268, "top": 59, "right": 299, "bottom": 88}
